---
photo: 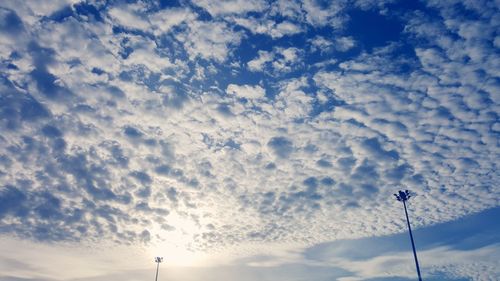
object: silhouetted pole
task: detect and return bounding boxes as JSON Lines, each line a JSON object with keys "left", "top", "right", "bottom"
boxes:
{"left": 394, "top": 190, "right": 422, "bottom": 281}
{"left": 154, "top": 257, "right": 163, "bottom": 281}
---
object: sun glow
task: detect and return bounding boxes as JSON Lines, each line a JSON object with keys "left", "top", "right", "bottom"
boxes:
{"left": 149, "top": 241, "right": 205, "bottom": 267}
{"left": 147, "top": 212, "right": 207, "bottom": 267}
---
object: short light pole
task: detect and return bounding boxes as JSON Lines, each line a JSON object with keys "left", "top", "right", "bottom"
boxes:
{"left": 154, "top": 257, "right": 163, "bottom": 281}
{"left": 394, "top": 190, "right": 422, "bottom": 281}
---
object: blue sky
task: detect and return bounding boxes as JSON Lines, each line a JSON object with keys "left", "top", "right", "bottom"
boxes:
{"left": 0, "top": 0, "right": 499, "bottom": 280}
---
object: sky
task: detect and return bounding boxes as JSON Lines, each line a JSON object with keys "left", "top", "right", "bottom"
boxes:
{"left": 0, "top": 0, "right": 499, "bottom": 280}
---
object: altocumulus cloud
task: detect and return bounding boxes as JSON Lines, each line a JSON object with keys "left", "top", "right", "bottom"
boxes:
{"left": 0, "top": 0, "right": 499, "bottom": 280}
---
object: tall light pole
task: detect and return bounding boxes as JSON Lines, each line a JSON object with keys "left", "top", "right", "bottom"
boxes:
{"left": 154, "top": 257, "right": 163, "bottom": 281}
{"left": 394, "top": 190, "right": 422, "bottom": 281}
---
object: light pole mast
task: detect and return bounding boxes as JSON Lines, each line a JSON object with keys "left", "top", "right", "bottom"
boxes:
{"left": 394, "top": 190, "right": 422, "bottom": 281}
{"left": 154, "top": 257, "right": 163, "bottom": 281}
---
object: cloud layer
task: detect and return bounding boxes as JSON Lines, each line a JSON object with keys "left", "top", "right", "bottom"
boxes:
{"left": 0, "top": 0, "right": 499, "bottom": 280}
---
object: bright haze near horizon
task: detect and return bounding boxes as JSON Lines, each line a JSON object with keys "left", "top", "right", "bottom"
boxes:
{"left": 0, "top": 0, "right": 499, "bottom": 280}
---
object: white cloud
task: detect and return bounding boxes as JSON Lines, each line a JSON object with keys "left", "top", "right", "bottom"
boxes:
{"left": 248, "top": 50, "right": 273, "bottom": 72}
{"left": 232, "top": 17, "right": 303, "bottom": 39}
{"left": 269, "top": 0, "right": 304, "bottom": 21}
{"left": 274, "top": 77, "right": 313, "bottom": 120}
{"left": 247, "top": 47, "right": 303, "bottom": 74}
{"left": 0, "top": 0, "right": 80, "bottom": 25}
{"left": 494, "top": 36, "right": 500, "bottom": 48}
{"left": 107, "top": 5, "right": 150, "bottom": 31}
{"left": 272, "top": 21, "right": 303, "bottom": 37}
{"left": 302, "top": 0, "right": 345, "bottom": 28}
{"left": 335, "top": 36, "right": 356, "bottom": 51}
{"left": 0, "top": 237, "right": 151, "bottom": 280}
{"left": 310, "top": 36, "right": 334, "bottom": 52}
{"left": 334, "top": 245, "right": 500, "bottom": 281}
{"left": 33, "top": 18, "right": 120, "bottom": 76}
{"left": 177, "top": 20, "right": 243, "bottom": 62}
{"left": 149, "top": 8, "right": 196, "bottom": 35}
{"left": 226, "top": 84, "right": 266, "bottom": 99}
{"left": 193, "top": 0, "right": 267, "bottom": 16}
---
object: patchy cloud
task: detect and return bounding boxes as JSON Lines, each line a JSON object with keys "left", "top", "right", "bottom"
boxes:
{"left": 0, "top": 0, "right": 499, "bottom": 280}
{"left": 248, "top": 47, "right": 303, "bottom": 74}
{"left": 226, "top": 83, "right": 266, "bottom": 99}
{"left": 177, "top": 20, "right": 243, "bottom": 62}
{"left": 193, "top": 0, "right": 267, "bottom": 16}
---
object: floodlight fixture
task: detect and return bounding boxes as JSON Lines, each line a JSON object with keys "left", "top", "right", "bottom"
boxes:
{"left": 154, "top": 257, "right": 163, "bottom": 281}
{"left": 394, "top": 190, "right": 411, "bottom": 202}
{"left": 394, "top": 189, "right": 422, "bottom": 281}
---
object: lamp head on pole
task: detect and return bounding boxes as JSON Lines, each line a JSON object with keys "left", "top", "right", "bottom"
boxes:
{"left": 155, "top": 257, "right": 163, "bottom": 263}
{"left": 394, "top": 190, "right": 411, "bottom": 202}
